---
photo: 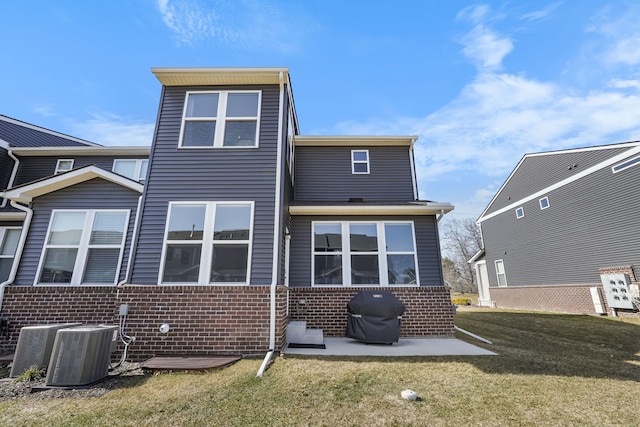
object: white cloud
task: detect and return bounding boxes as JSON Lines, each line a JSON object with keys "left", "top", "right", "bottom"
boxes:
{"left": 520, "top": 2, "right": 562, "bottom": 22}
{"left": 459, "top": 25, "right": 513, "bottom": 72}
{"left": 588, "top": 3, "right": 640, "bottom": 67}
{"left": 66, "top": 113, "right": 154, "bottom": 146}
{"left": 155, "top": 0, "right": 309, "bottom": 52}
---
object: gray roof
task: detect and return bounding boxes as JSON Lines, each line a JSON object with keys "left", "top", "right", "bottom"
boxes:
{"left": 0, "top": 115, "right": 100, "bottom": 148}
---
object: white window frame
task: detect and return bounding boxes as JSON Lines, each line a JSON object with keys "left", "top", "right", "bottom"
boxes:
{"left": 612, "top": 155, "right": 640, "bottom": 173}
{"left": 539, "top": 196, "right": 550, "bottom": 210}
{"left": 351, "top": 150, "right": 370, "bottom": 174}
{"left": 515, "top": 206, "right": 524, "bottom": 219}
{"left": 55, "top": 159, "right": 74, "bottom": 174}
{"left": 112, "top": 159, "right": 149, "bottom": 182}
{"left": 0, "top": 227, "right": 22, "bottom": 282}
{"left": 158, "top": 201, "right": 255, "bottom": 285}
{"left": 35, "top": 209, "right": 130, "bottom": 286}
{"left": 311, "top": 220, "right": 419, "bottom": 287}
{"left": 495, "top": 259, "right": 508, "bottom": 287}
{"left": 178, "top": 90, "right": 262, "bottom": 149}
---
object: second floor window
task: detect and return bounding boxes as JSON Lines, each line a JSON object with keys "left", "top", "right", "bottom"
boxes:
{"left": 113, "top": 159, "right": 149, "bottom": 182}
{"left": 179, "top": 91, "right": 261, "bottom": 148}
{"left": 351, "top": 150, "right": 370, "bottom": 174}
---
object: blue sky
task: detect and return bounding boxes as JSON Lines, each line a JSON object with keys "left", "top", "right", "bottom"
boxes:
{"left": 3, "top": 1, "right": 640, "bottom": 221}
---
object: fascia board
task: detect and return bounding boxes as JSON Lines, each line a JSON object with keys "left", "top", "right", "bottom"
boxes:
{"left": 289, "top": 203, "right": 454, "bottom": 216}
{"left": 3, "top": 165, "right": 144, "bottom": 203}
{"left": 0, "top": 211, "right": 27, "bottom": 221}
{"left": 11, "top": 146, "right": 150, "bottom": 156}
{"left": 152, "top": 67, "right": 290, "bottom": 87}
{"left": 294, "top": 136, "right": 417, "bottom": 147}
{"left": 478, "top": 145, "right": 640, "bottom": 223}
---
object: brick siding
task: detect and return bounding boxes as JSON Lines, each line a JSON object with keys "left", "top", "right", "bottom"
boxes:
{"left": 0, "top": 285, "right": 287, "bottom": 361}
{"left": 288, "top": 286, "right": 454, "bottom": 337}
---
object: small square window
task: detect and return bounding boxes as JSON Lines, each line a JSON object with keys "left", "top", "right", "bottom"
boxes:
{"left": 539, "top": 197, "right": 550, "bottom": 210}
{"left": 55, "top": 159, "right": 74, "bottom": 174}
{"left": 351, "top": 150, "right": 369, "bottom": 174}
{"left": 515, "top": 207, "right": 524, "bottom": 219}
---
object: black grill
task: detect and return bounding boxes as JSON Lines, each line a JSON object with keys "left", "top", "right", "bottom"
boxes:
{"left": 346, "top": 291, "right": 405, "bottom": 344}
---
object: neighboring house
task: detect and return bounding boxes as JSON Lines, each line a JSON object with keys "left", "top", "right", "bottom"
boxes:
{"left": 1, "top": 68, "right": 455, "bottom": 362}
{"left": 473, "top": 142, "right": 640, "bottom": 315}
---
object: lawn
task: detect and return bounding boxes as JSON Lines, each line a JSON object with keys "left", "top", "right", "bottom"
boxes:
{"left": 1, "top": 309, "right": 638, "bottom": 426}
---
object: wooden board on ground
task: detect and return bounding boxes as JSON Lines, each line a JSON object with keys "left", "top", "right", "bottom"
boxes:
{"left": 141, "top": 356, "right": 240, "bottom": 371}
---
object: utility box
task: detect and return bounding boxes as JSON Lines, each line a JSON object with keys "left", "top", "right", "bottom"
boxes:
{"left": 45, "top": 325, "right": 118, "bottom": 387}
{"left": 10, "top": 323, "right": 82, "bottom": 378}
{"left": 599, "top": 273, "right": 635, "bottom": 310}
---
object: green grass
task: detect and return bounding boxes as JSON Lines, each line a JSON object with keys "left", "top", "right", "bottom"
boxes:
{"left": 1, "top": 309, "right": 639, "bottom": 426}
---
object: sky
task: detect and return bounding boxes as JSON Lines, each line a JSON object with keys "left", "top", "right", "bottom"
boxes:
{"left": 3, "top": 0, "right": 640, "bottom": 222}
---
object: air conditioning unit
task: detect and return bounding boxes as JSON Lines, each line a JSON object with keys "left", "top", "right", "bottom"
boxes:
{"left": 45, "top": 325, "right": 118, "bottom": 387}
{"left": 10, "top": 323, "right": 82, "bottom": 378}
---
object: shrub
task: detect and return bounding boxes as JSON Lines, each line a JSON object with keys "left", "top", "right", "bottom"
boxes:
{"left": 17, "top": 366, "right": 46, "bottom": 382}
{"left": 451, "top": 297, "right": 472, "bottom": 306}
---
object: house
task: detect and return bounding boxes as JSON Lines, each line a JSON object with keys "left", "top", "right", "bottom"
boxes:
{"left": 1, "top": 67, "right": 455, "bottom": 363}
{"left": 472, "top": 142, "right": 640, "bottom": 315}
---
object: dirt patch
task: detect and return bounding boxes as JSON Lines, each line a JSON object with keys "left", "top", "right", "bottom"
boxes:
{"left": 0, "top": 362, "right": 148, "bottom": 401}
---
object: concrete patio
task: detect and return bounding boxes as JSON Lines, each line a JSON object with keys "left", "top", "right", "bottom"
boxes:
{"left": 283, "top": 337, "right": 496, "bottom": 357}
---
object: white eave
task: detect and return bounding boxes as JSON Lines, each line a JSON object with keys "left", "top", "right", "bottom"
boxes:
{"left": 468, "top": 249, "right": 485, "bottom": 264}
{"left": 11, "top": 146, "right": 150, "bottom": 156}
{"left": 289, "top": 202, "right": 454, "bottom": 216}
{"left": 294, "top": 135, "right": 418, "bottom": 147}
{"left": 2, "top": 165, "right": 144, "bottom": 204}
{"left": 0, "top": 211, "right": 27, "bottom": 221}
{"left": 152, "top": 67, "right": 290, "bottom": 86}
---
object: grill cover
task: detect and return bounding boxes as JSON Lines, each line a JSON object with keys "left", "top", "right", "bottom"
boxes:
{"left": 346, "top": 291, "right": 406, "bottom": 344}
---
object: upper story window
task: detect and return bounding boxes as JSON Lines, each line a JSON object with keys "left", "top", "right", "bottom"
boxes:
{"left": 0, "top": 227, "right": 21, "bottom": 283}
{"left": 55, "top": 159, "right": 74, "bottom": 174}
{"left": 37, "top": 210, "right": 129, "bottom": 285}
{"left": 313, "top": 221, "right": 418, "bottom": 286}
{"left": 351, "top": 150, "right": 370, "bottom": 174}
{"left": 539, "top": 196, "right": 550, "bottom": 210}
{"left": 113, "top": 159, "right": 149, "bottom": 182}
{"left": 179, "top": 91, "right": 261, "bottom": 148}
{"left": 612, "top": 155, "right": 640, "bottom": 173}
{"left": 160, "top": 201, "right": 254, "bottom": 285}
{"left": 515, "top": 206, "right": 524, "bottom": 219}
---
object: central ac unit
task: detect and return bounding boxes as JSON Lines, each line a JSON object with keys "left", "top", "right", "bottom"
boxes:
{"left": 45, "top": 325, "right": 118, "bottom": 387}
{"left": 10, "top": 323, "right": 82, "bottom": 378}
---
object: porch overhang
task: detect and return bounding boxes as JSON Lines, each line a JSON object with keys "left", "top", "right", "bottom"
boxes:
{"left": 289, "top": 201, "right": 454, "bottom": 216}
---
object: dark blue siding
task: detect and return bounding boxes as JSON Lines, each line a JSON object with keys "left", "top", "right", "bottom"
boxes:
{"left": 130, "top": 85, "right": 282, "bottom": 285}
{"left": 294, "top": 146, "right": 415, "bottom": 201}
{"left": 13, "top": 179, "right": 141, "bottom": 286}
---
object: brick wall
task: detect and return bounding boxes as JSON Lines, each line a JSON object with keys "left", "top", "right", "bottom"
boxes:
{"left": 489, "top": 265, "right": 639, "bottom": 316}
{"left": 288, "top": 286, "right": 454, "bottom": 337}
{"left": 0, "top": 285, "right": 287, "bottom": 361}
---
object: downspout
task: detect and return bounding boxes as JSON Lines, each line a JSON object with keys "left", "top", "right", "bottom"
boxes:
{"left": 409, "top": 137, "right": 418, "bottom": 200}
{"left": 257, "top": 71, "right": 286, "bottom": 378}
{"left": 0, "top": 200, "right": 33, "bottom": 314}
{"left": 436, "top": 209, "right": 445, "bottom": 223}
{"left": 0, "top": 141, "right": 19, "bottom": 208}
{"left": 117, "top": 195, "right": 143, "bottom": 287}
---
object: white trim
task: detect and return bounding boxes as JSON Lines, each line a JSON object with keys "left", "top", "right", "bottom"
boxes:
{"left": 311, "top": 220, "right": 419, "bottom": 287}
{"left": 294, "top": 135, "right": 417, "bottom": 147}
{"left": 495, "top": 259, "right": 507, "bottom": 287}
{"left": 351, "top": 149, "right": 370, "bottom": 174}
{"left": 178, "top": 90, "right": 262, "bottom": 149}
{"left": 478, "top": 145, "right": 640, "bottom": 223}
{"left": 152, "top": 67, "right": 289, "bottom": 87}
{"left": 34, "top": 209, "right": 130, "bottom": 286}
{"left": 55, "top": 159, "right": 74, "bottom": 174}
{"left": 0, "top": 212, "right": 26, "bottom": 221}
{"left": 158, "top": 201, "right": 255, "bottom": 286}
{"left": 539, "top": 196, "right": 550, "bottom": 210}
{"left": 2, "top": 165, "right": 144, "bottom": 204}
{"left": 11, "top": 146, "right": 149, "bottom": 156}
{"left": 290, "top": 202, "right": 454, "bottom": 216}
{"left": 409, "top": 143, "right": 418, "bottom": 200}
{"left": 611, "top": 154, "right": 640, "bottom": 173}
{"left": 515, "top": 206, "right": 524, "bottom": 219}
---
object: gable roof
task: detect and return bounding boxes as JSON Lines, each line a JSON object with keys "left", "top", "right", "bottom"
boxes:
{"left": 2, "top": 165, "right": 143, "bottom": 203}
{"left": 478, "top": 141, "right": 640, "bottom": 223}
{"left": 0, "top": 115, "right": 101, "bottom": 148}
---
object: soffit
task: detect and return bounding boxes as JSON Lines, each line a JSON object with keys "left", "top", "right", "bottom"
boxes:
{"left": 152, "top": 67, "right": 289, "bottom": 86}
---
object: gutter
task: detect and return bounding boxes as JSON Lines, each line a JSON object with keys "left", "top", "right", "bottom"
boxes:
{"left": 257, "top": 71, "right": 286, "bottom": 378}
{"left": 0, "top": 140, "right": 19, "bottom": 208}
{"left": 0, "top": 200, "right": 33, "bottom": 314}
